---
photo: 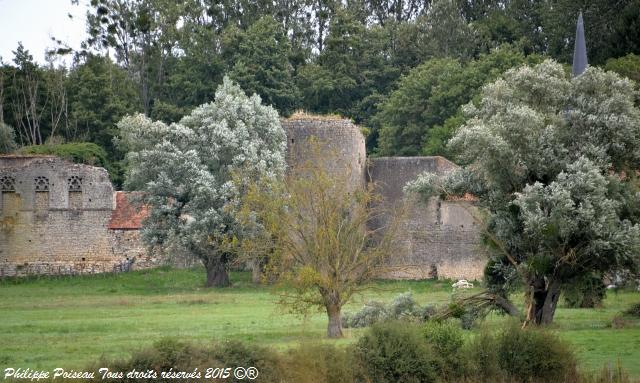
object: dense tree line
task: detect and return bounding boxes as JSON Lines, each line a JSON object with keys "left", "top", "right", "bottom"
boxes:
{"left": 1, "top": 0, "right": 639, "bottom": 184}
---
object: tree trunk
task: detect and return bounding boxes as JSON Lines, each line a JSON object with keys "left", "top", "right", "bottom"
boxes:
{"left": 326, "top": 303, "right": 343, "bottom": 338}
{"left": 524, "top": 277, "right": 561, "bottom": 326}
{"left": 204, "top": 258, "right": 230, "bottom": 288}
{"left": 250, "top": 258, "right": 265, "bottom": 284}
{"left": 493, "top": 294, "right": 521, "bottom": 317}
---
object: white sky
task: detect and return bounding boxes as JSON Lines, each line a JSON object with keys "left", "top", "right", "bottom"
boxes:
{"left": 0, "top": 0, "right": 89, "bottom": 65}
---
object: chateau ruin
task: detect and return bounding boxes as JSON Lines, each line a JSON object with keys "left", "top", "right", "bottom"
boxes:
{"left": 1, "top": 115, "right": 485, "bottom": 279}
{"left": 0, "top": 156, "right": 155, "bottom": 277}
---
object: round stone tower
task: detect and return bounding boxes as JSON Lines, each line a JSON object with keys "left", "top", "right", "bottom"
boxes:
{"left": 281, "top": 114, "right": 366, "bottom": 191}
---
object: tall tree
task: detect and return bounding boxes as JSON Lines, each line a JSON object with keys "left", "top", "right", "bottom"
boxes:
{"left": 66, "top": 54, "right": 140, "bottom": 172}
{"left": 8, "top": 44, "right": 46, "bottom": 146}
{"left": 116, "top": 78, "right": 287, "bottom": 287}
{"left": 375, "top": 45, "right": 537, "bottom": 156}
{"left": 240, "top": 154, "right": 400, "bottom": 338}
{"left": 406, "top": 60, "right": 640, "bottom": 325}
{"left": 222, "top": 17, "right": 300, "bottom": 116}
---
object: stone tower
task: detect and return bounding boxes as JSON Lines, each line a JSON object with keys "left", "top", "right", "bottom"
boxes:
{"left": 281, "top": 114, "right": 366, "bottom": 191}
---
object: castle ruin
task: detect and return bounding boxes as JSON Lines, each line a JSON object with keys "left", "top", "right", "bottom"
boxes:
{"left": 0, "top": 155, "right": 155, "bottom": 276}
{"left": 1, "top": 115, "right": 485, "bottom": 280}
{"left": 282, "top": 115, "right": 486, "bottom": 280}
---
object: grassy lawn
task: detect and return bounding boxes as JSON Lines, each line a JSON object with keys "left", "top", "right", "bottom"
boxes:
{"left": 1, "top": 267, "right": 639, "bottom": 377}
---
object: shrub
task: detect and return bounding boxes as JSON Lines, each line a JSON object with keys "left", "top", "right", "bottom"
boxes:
{"left": 355, "top": 321, "right": 439, "bottom": 383}
{"left": 88, "top": 338, "right": 283, "bottom": 382}
{"left": 0, "top": 123, "right": 18, "bottom": 153}
{"left": 211, "top": 340, "right": 283, "bottom": 382}
{"left": 563, "top": 274, "right": 606, "bottom": 308}
{"left": 423, "top": 321, "right": 468, "bottom": 379}
{"left": 467, "top": 328, "right": 502, "bottom": 381}
{"left": 281, "top": 343, "right": 357, "bottom": 383}
{"left": 342, "top": 300, "right": 388, "bottom": 328}
{"left": 20, "top": 142, "right": 109, "bottom": 167}
{"left": 624, "top": 302, "right": 640, "bottom": 317}
{"left": 497, "top": 322, "right": 577, "bottom": 382}
{"left": 342, "top": 292, "right": 436, "bottom": 328}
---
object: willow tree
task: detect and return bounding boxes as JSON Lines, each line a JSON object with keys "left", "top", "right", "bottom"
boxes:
{"left": 116, "top": 77, "right": 286, "bottom": 287}
{"left": 240, "top": 159, "right": 401, "bottom": 338}
{"left": 407, "top": 60, "right": 640, "bottom": 325}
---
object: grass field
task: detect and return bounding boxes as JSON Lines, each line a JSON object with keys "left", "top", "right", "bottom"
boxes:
{"left": 1, "top": 267, "right": 639, "bottom": 377}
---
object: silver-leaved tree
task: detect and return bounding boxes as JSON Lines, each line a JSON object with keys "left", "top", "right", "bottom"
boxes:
{"left": 407, "top": 60, "right": 640, "bottom": 325}
{"left": 116, "top": 77, "right": 287, "bottom": 287}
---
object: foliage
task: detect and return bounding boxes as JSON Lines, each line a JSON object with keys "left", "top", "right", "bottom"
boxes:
{"left": 624, "top": 302, "right": 640, "bottom": 317}
{"left": 240, "top": 150, "right": 401, "bottom": 337}
{"left": 223, "top": 17, "right": 300, "bottom": 116}
{"left": 0, "top": 123, "right": 17, "bottom": 153}
{"left": 563, "top": 274, "right": 607, "bottom": 308}
{"left": 375, "top": 45, "right": 539, "bottom": 156}
{"left": 466, "top": 328, "right": 502, "bottom": 380}
{"left": 496, "top": 321, "right": 577, "bottom": 382}
{"left": 605, "top": 53, "right": 640, "bottom": 84}
{"left": 465, "top": 323, "right": 578, "bottom": 382}
{"left": 19, "top": 142, "right": 113, "bottom": 174}
{"left": 407, "top": 60, "right": 640, "bottom": 325}
{"left": 90, "top": 338, "right": 283, "bottom": 383}
{"left": 342, "top": 292, "right": 436, "bottom": 328}
{"left": 423, "top": 321, "right": 468, "bottom": 379}
{"left": 116, "top": 77, "right": 286, "bottom": 287}
{"left": 66, "top": 55, "right": 140, "bottom": 156}
{"left": 342, "top": 300, "right": 388, "bottom": 328}
{"left": 280, "top": 343, "right": 359, "bottom": 383}
{"left": 2, "top": 268, "right": 640, "bottom": 377}
{"left": 354, "top": 321, "right": 440, "bottom": 383}
{"left": 3, "top": 1, "right": 640, "bottom": 162}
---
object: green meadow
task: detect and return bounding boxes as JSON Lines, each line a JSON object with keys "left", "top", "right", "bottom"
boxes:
{"left": 1, "top": 267, "right": 639, "bottom": 377}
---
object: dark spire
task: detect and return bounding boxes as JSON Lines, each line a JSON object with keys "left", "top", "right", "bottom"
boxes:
{"left": 572, "top": 11, "right": 588, "bottom": 77}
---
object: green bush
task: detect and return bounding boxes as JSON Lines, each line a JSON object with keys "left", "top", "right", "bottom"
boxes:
{"left": 624, "top": 302, "right": 640, "bottom": 317}
{"left": 89, "top": 338, "right": 283, "bottom": 382}
{"left": 282, "top": 343, "right": 357, "bottom": 383}
{"left": 19, "top": 142, "right": 122, "bottom": 186}
{"left": 497, "top": 322, "right": 577, "bottom": 382}
{"left": 342, "top": 292, "right": 436, "bottom": 328}
{"left": 424, "top": 321, "right": 468, "bottom": 379}
{"left": 354, "top": 321, "right": 439, "bottom": 383}
{"left": 467, "top": 328, "right": 502, "bottom": 381}
{"left": 0, "top": 123, "right": 18, "bottom": 153}
{"left": 563, "top": 274, "right": 606, "bottom": 308}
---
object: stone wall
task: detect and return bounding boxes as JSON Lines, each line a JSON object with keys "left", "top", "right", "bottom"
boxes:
{"left": 1, "top": 117, "right": 486, "bottom": 280}
{"left": 282, "top": 116, "right": 366, "bottom": 192}
{"left": 368, "top": 157, "right": 485, "bottom": 280}
{"left": 0, "top": 156, "right": 156, "bottom": 277}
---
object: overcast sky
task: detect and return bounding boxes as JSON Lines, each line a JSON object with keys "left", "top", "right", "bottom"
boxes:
{"left": 0, "top": 0, "right": 89, "bottom": 65}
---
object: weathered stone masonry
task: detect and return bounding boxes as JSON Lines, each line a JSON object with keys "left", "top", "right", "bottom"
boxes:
{"left": 0, "top": 155, "right": 156, "bottom": 277}
{"left": 282, "top": 116, "right": 486, "bottom": 280}
{"left": 367, "top": 157, "right": 485, "bottom": 280}
{"left": 2, "top": 116, "right": 485, "bottom": 280}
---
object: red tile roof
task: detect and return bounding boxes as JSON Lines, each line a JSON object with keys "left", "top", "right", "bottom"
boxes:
{"left": 108, "top": 191, "right": 148, "bottom": 229}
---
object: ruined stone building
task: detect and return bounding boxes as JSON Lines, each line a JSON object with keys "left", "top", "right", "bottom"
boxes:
{"left": 0, "top": 156, "right": 155, "bottom": 277}
{"left": 283, "top": 115, "right": 485, "bottom": 280}
{"left": 1, "top": 115, "right": 485, "bottom": 279}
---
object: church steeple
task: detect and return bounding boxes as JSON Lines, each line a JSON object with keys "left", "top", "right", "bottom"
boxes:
{"left": 572, "top": 11, "right": 588, "bottom": 77}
